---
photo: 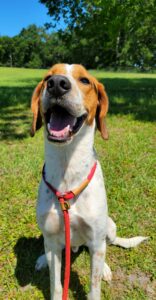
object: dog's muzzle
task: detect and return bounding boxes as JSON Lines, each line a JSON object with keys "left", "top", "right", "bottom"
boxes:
{"left": 44, "top": 105, "right": 87, "bottom": 143}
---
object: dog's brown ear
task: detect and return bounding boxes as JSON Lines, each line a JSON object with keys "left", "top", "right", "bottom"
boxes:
{"left": 96, "top": 82, "right": 109, "bottom": 140}
{"left": 30, "top": 81, "right": 43, "bottom": 137}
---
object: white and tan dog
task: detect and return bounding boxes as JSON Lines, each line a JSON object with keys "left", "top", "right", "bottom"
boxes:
{"left": 30, "top": 64, "right": 147, "bottom": 300}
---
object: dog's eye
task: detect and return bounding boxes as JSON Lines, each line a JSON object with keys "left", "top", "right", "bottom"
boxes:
{"left": 80, "top": 77, "right": 90, "bottom": 85}
{"left": 44, "top": 75, "right": 52, "bottom": 82}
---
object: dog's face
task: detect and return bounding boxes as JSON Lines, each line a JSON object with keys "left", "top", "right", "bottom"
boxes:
{"left": 30, "top": 64, "right": 109, "bottom": 144}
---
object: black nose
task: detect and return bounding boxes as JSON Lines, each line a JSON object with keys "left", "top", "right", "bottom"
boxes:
{"left": 47, "top": 75, "right": 71, "bottom": 97}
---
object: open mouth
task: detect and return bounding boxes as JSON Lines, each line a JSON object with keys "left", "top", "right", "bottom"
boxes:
{"left": 44, "top": 105, "right": 87, "bottom": 142}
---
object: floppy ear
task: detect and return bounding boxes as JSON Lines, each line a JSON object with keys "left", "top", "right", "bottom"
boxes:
{"left": 30, "top": 81, "right": 43, "bottom": 137}
{"left": 96, "top": 82, "right": 109, "bottom": 140}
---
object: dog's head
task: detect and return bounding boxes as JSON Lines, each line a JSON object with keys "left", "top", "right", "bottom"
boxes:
{"left": 30, "top": 64, "right": 109, "bottom": 144}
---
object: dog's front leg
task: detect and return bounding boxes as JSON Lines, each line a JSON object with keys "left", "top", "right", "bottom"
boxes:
{"left": 88, "top": 240, "right": 106, "bottom": 300}
{"left": 44, "top": 236, "right": 62, "bottom": 300}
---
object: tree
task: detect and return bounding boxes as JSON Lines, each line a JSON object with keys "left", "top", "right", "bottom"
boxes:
{"left": 40, "top": 0, "right": 156, "bottom": 69}
{"left": 0, "top": 25, "right": 57, "bottom": 68}
{"left": 0, "top": 36, "right": 15, "bottom": 67}
{"left": 18, "top": 24, "right": 47, "bottom": 68}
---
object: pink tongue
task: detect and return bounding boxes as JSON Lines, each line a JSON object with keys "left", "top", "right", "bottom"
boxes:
{"left": 48, "top": 125, "right": 70, "bottom": 138}
{"left": 48, "top": 110, "right": 76, "bottom": 138}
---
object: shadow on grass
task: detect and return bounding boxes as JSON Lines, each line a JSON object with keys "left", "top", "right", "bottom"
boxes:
{"left": 0, "top": 85, "right": 34, "bottom": 140}
{"left": 14, "top": 236, "right": 88, "bottom": 299}
{"left": 0, "top": 77, "right": 156, "bottom": 141}
{"left": 99, "top": 77, "right": 156, "bottom": 122}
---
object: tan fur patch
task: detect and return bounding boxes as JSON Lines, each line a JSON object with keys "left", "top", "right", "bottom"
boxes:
{"left": 71, "top": 65, "right": 99, "bottom": 125}
{"left": 46, "top": 64, "right": 67, "bottom": 77}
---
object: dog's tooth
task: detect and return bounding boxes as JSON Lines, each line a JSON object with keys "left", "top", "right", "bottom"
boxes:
{"left": 47, "top": 123, "right": 50, "bottom": 132}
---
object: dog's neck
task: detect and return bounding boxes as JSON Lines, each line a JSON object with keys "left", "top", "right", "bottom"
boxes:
{"left": 44, "top": 122, "right": 96, "bottom": 192}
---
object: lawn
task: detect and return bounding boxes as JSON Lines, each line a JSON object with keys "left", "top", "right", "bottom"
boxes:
{"left": 0, "top": 67, "right": 156, "bottom": 300}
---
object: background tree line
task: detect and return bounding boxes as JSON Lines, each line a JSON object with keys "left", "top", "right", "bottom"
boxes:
{"left": 0, "top": 0, "right": 156, "bottom": 70}
{"left": 0, "top": 25, "right": 67, "bottom": 69}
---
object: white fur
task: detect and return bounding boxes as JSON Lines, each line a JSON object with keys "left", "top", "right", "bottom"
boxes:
{"left": 36, "top": 65, "right": 147, "bottom": 300}
{"left": 65, "top": 63, "right": 74, "bottom": 74}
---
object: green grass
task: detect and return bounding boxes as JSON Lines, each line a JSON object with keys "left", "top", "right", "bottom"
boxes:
{"left": 0, "top": 67, "right": 156, "bottom": 300}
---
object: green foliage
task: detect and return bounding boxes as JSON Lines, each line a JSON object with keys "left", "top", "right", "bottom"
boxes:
{"left": 0, "top": 25, "right": 64, "bottom": 69}
{"left": 0, "top": 36, "right": 15, "bottom": 67}
{"left": 0, "top": 25, "right": 78, "bottom": 69}
{"left": 40, "top": 0, "right": 156, "bottom": 70}
{"left": 26, "top": 54, "right": 42, "bottom": 69}
{"left": 0, "top": 67, "right": 156, "bottom": 299}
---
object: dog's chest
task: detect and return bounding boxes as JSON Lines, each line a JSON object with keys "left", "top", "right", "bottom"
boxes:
{"left": 37, "top": 195, "right": 91, "bottom": 247}
{"left": 37, "top": 162, "right": 107, "bottom": 247}
{"left": 37, "top": 178, "right": 106, "bottom": 247}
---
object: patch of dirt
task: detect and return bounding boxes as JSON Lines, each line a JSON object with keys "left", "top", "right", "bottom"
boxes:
{"left": 128, "top": 271, "right": 150, "bottom": 289}
{"left": 111, "top": 267, "right": 156, "bottom": 299}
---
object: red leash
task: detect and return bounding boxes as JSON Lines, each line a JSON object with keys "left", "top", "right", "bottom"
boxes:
{"left": 42, "top": 162, "right": 97, "bottom": 300}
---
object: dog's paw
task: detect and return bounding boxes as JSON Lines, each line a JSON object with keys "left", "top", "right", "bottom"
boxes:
{"left": 72, "top": 246, "right": 79, "bottom": 253}
{"left": 35, "top": 254, "right": 47, "bottom": 271}
{"left": 102, "top": 262, "right": 112, "bottom": 282}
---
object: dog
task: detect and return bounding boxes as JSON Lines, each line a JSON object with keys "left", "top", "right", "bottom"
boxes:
{"left": 30, "top": 64, "right": 147, "bottom": 300}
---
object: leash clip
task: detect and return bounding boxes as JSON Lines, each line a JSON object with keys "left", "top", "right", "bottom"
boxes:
{"left": 58, "top": 194, "right": 71, "bottom": 211}
{"left": 60, "top": 200, "right": 70, "bottom": 211}
{"left": 57, "top": 191, "right": 74, "bottom": 211}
